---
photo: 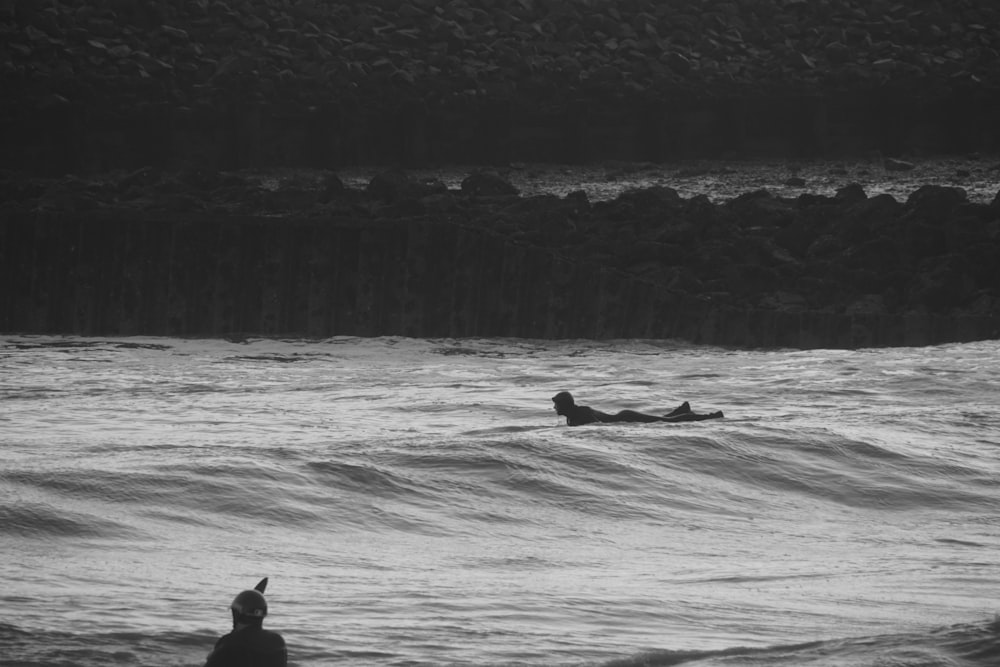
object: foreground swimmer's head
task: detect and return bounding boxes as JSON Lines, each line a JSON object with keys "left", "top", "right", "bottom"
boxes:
{"left": 230, "top": 579, "right": 268, "bottom": 628}
{"left": 552, "top": 391, "right": 575, "bottom": 416}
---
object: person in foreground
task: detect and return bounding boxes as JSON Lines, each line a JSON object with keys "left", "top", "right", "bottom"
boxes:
{"left": 205, "top": 577, "right": 287, "bottom": 667}
{"left": 552, "top": 391, "right": 723, "bottom": 426}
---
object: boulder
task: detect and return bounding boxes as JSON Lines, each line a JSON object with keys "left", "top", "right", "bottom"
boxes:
{"left": 834, "top": 183, "right": 867, "bottom": 205}
{"left": 727, "top": 189, "right": 796, "bottom": 229}
{"left": 366, "top": 169, "right": 447, "bottom": 202}
{"left": 319, "top": 171, "right": 346, "bottom": 200}
{"left": 461, "top": 170, "right": 519, "bottom": 196}
{"left": 839, "top": 193, "right": 901, "bottom": 243}
{"left": 903, "top": 185, "right": 967, "bottom": 220}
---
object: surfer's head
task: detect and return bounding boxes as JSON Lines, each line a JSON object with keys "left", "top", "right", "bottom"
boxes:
{"left": 230, "top": 589, "right": 268, "bottom": 627}
{"left": 552, "top": 391, "right": 575, "bottom": 415}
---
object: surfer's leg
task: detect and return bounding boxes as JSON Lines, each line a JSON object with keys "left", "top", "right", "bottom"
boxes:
{"left": 663, "top": 401, "right": 691, "bottom": 417}
{"left": 661, "top": 410, "right": 724, "bottom": 422}
{"left": 611, "top": 410, "right": 662, "bottom": 423}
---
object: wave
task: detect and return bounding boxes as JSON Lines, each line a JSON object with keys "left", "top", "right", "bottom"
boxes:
{"left": 0, "top": 622, "right": 215, "bottom": 667}
{"left": 0, "top": 503, "right": 137, "bottom": 539}
{"left": 0, "top": 338, "right": 174, "bottom": 353}
{"left": 601, "top": 620, "right": 1000, "bottom": 667}
{"left": 3, "top": 417, "right": 993, "bottom": 538}
{"left": 688, "top": 426, "right": 996, "bottom": 512}
{"left": 1, "top": 620, "right": 996, "bottom": 667}
{"left": 374, "top": 424, "right": 997, "bottom": 519}
{"left": 0, "top": 461, "right": 328, "bottom": 533}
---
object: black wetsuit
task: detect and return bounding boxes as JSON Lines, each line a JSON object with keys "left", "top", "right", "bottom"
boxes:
{"left": 205, "top": 625, "right": 287, "bottom": 667}
{"left": 560, "top": 403, "right": 723, "bottom": 426}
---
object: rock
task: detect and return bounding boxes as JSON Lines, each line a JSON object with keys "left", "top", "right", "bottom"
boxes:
{"left": 944, "top": 204, "right": 995, "bottom": 250}
{"left": 118, "top": 166, "right": 162, "bottom": 190}
{"left": 825, "top": 41, "right": 851, "bottom": 63}
{"left": 318, "top": 172, "right": 346, "bottom": 202}
{"left": 7, "top": 0, "right": 1000, "bottom": 176}
{"left": 177, "top": 168, "right": 222, "bottom": 191}
{"left": 461, "top": 170, "right": 519, "bottom": 197}
{"left": 842, "top": 238, "right": 903, "bottom": 272}
{"left": 366, "top": 169, "right": 446, "bottom": 202}
{"left": 915, "top": 261, "right": 978, "bottom": 312}
{"left": 563, "top": 189, "right": 589, "bottom": 208}
{"left": 667, "top": 267, "right": 706, "bottom": 294}
{"left": 614, "top": 185, "right": 682, "bottom": 209}
{"left": 156, "top": 192, "right": 201, "bottom": 213}
{"left": 905, "top": 222, "right": 949, "bottom": 259}
{"left": 727, "top": 190, "right": 796, "bottom": 229}
{"left": 760, "top": 291, "right": 808, "bottom": 311}
{"left": 795, "top": 193, "right": 832, "bottom": 208}
{"left": 834, "top": 183, "right": 867, "bottom": 204}
{"left": 259, "top": 186, "right": 319, "bottom": 211}
{"left": 840, "top": 194, "right": 901, "bottom": 243}
{"left": 962, "top": 293, "right": 995, "bottom": 317}
{"left": 160, "top": 24, "right": 190, "bottom": 41}
{"left": 904, "top": 185, "right": 967, "bottom": 217}
{"left": 664, "top": 51, "right": 692, "bottom": 74}
{"left": 784, "top": 177, "right": 806, "bottom": 187}
{"left": 884, "top": 157, "right": 916, "bottom": 171}
{"left": 846, "top": 294, "right": 887, "bottom": 316}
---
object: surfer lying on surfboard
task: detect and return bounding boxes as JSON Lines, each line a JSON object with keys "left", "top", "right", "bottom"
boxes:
{"left": 552, "top": 391, "right": 723, "bottom": 426}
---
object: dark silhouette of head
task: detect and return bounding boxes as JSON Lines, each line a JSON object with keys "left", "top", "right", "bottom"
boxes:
{"left": 230, "top": 580, "right": 269, "bottom": 629}
{"left": 552, "top": 391, "right": 575, "bottom": 416}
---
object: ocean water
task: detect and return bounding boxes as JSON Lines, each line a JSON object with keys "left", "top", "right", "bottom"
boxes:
{"left": 1, "top": 335, "right": 998, "bottom": 667}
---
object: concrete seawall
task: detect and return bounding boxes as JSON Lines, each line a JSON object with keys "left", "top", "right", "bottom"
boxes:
{"left": 2, "top": 213, "right": 997, "bottom": 348}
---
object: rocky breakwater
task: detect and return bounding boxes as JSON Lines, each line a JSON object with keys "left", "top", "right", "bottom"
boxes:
{"left": 4, "top": 0, "right": 1000, "bottom": 172}
{"left": 1, "top": 168, "right": 997, "bottom": 347}
{"left": 473, "top": 178, "right": 1000, "bottom": 345}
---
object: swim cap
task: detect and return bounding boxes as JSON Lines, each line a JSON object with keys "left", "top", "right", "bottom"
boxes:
{"left": 552, "top": 392, "right": 575, "bottom": 405}
{"left": 231, "top": 589, "right": 267, "bottom": 619}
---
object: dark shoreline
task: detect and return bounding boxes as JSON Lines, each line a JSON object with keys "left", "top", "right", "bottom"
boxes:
{"left": 2, "top": 166, "right": 997, "bottom": 348}
{"left": 3, "top": 2, "right": 999, "bottom": 346}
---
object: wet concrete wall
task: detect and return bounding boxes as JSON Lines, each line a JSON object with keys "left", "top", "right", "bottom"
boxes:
{"left": 2, "top": 212, "right": 996, "bottom": 348}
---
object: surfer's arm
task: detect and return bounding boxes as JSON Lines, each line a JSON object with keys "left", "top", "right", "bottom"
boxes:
{"left": 203, "top": 646, "right": 227, "bottom": 667}
{"left": 273, "top": 635, "right": 288, "bottom": 667}
{"left": 566, "top": 406, "right": 601, "bottom": 425}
